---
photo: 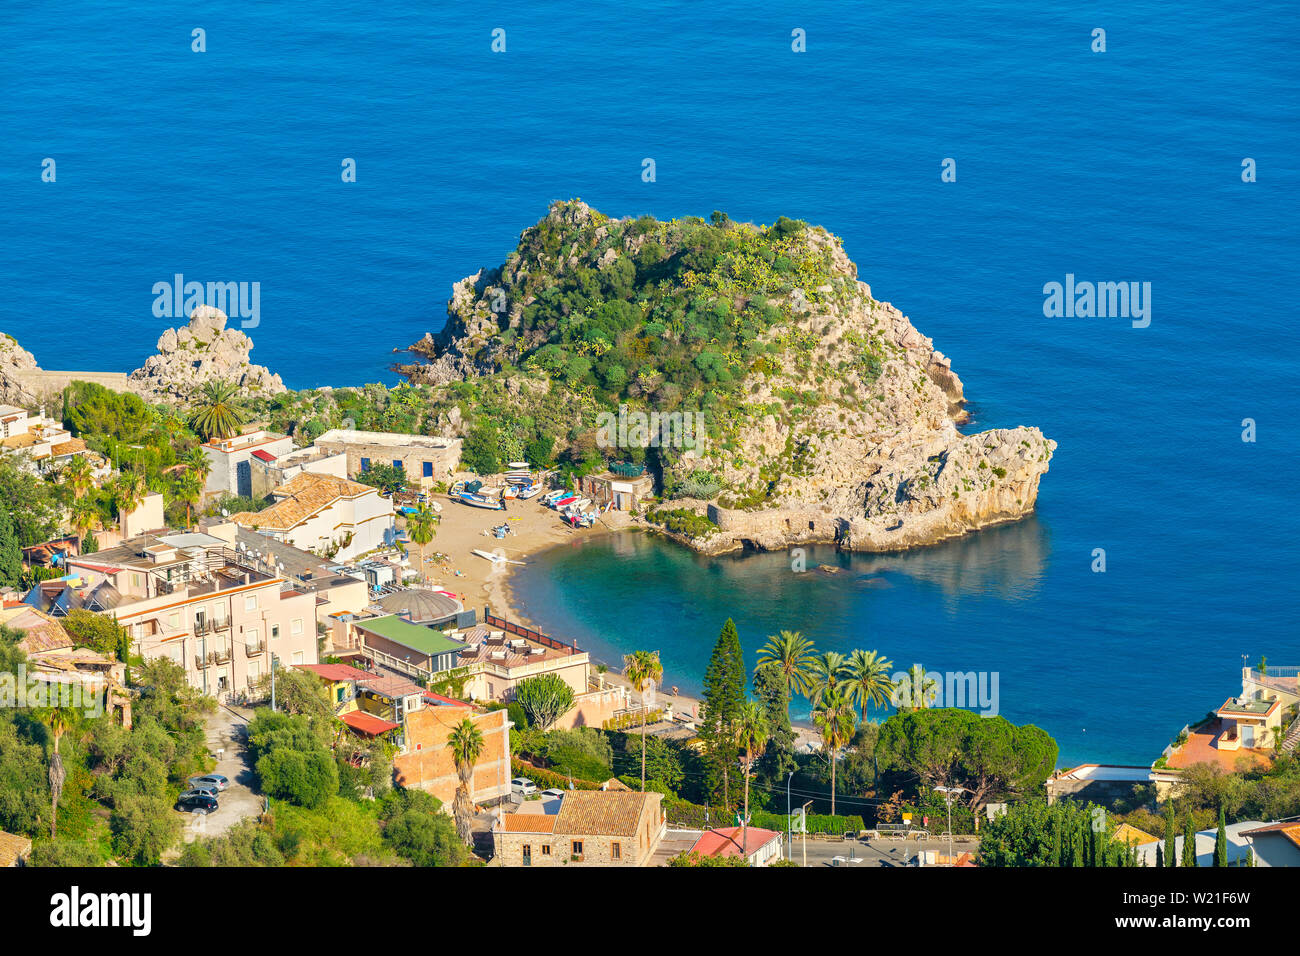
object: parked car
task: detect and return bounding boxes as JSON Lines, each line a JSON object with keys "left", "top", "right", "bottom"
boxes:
{"left": 180, "top": 785, "right": 219, "bottom": 799}
{"left": 510, "top": 777, "right": 536, "bottom": 796}
{"left": 187, "top": 773, "right": 229, "bottom": 792}
{"left": 540, "top": 788, "right": 565, "bottom": 799}
{"left": 175, "top": 792, "right": 219, "bottom": 815}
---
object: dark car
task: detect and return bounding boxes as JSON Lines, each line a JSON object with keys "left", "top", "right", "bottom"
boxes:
{"left": 175, "top": 792, "right": 219, "bottom": 815}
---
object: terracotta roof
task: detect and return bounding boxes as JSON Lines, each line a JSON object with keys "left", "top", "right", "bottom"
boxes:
{"left": 297, "top": 663, "right": 368, "bottom": 682}
{"left": 339, "top": 711, "right": 400, "bottom": 736}
{"left": 0, "top": 607, "right": 74, "bottom": 653}
{"left": 229, "top": 472, "right": 378, "bottom": 531}
{"left": 1240, "top": 822, "right": 1300, "bottom": 847}
{"left": 504, "top": 814, "right": 557, "bottom": 834}
{"left": 553, "top": 790, "right": 659, "bottom": 837}
{"left": 0, "top": 830, "right": 32, "bottom": 867}
{"left": 692, "top": 826, "right": 781, "bottom": 858}
{"left": 1112, "top": 823, "right": 1159, "bottom": 847}
{"left": 50, "top": 438, "right": 86, "bottom": 456}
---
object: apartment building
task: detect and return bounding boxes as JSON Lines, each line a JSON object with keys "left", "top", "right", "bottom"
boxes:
{"left": 313, "top": 428, "right": 462, "bottom": 484}
{"left": 60, "top": 531, "right": 318, "bottom": 698}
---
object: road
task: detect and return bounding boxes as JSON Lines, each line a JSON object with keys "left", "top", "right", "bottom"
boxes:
{"left": 178, "top": 704, "right": 264, "bottom": 844}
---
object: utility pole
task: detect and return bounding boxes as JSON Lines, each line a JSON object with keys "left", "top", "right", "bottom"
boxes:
{"left": 786, "top": 770, "right": 795, "bottom": 862}
{"left": 934, "top": 786, "right": 968, "bottom": 865}
{"left": 802, "top": 800, "right": 812, "bottom": 868}
{"left": 270, "top": 653, "right": 278, "bottom": 712}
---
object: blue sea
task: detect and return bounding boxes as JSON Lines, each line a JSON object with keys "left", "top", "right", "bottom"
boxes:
{"left": 4, "top": 2, "right": 1297, "bottom": 765}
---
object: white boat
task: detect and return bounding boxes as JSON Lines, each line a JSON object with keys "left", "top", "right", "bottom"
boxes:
{"left": 517, "top": 485, "right": 541, "bottom": 500}
{"left": 471, "top": 548, "right": 524, "bottom": 566}
{"left": 507, "top": 461, "right": 530, "bottom": 470}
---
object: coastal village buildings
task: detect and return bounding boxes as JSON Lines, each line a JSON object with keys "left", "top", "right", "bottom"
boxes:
{"left": 575, "top": 466, "right": 655, "bottom": 511}
{"left": 43, "top": 531, "right": 319, "bottom": 699}
{"left": 494, "top": 790, "right": 666, "bottom": 867}
{"left": 298, "top": 662, "right": 511, "bottom": 807}
{"left": 0, "top": 404, "right": 106, "bottom": 476}
{"left": 689, "top": 826, "right": 785, "bottom": 866}
{"left": 201, "top": 426, "right": 295, "bottom": 499}
{"left": 1162, "top": 663, "right": 1299, "bottom": 774}
{"left": 247, "top": 444, "right": 347, "bottom": 500}
{"left": 313, "top": 428, "right": 462, "bottom": 484}
{"left": 228, "top": 472, "right": 395, "bottom": 563}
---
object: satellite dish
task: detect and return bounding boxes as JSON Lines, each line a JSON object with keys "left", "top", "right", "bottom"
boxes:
{"left": 221, "top": 509, "right": 229, "bottom": 517}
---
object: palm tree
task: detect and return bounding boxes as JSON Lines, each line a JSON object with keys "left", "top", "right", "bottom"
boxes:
{"left": 843, "top": 649, "right": 896, "bottom": 719}
{"left": 406, "top": 504, "right": 437, "bottom": 580}
{"left": 735, "top": 699, "right": 768, "bottom": 852}
{"left": 900, "top": 663, "right": 937, "bottom": 710}
{"left": 109, "top": 472, "right": 147, "bottom": 533}
{"left": 812, "top": 686, "right": 857, "bottom": 816}
{"left": 182, "top": 446, "right": 212, "bottom": 483}
{"left": 756, "top": 630, "right": 817, "bottom": 703}
{"left": 69, "top": 497, "right": 100, "bottom": 544}
{"left": 449, "top": 717, "right": 484, "bottom": 846}
{"left": 806, "top": 650, "right": 847, "bottom": 708}
{"left": 187, "top": 382, "right": 245, "bottom": 441}
{"left": 622, "top": 650, "right": 664, "bottom": 791}
{"left": 61, "top": 455, "right": 94, "bottom": 500}
{"left": 176, "top": 469, "right": 204, "bottom": 527}
{"left": 42, "top": 710, "right": 70, "bottom": 838}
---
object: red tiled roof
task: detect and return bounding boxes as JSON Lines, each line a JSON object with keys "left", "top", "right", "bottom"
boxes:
{"left": 251, "top": 449, "right": 277, "bottom": 462}
{"left": 425, "top": 690, "right": 469, "bottom": 707}
{"left": 339, "top": 711, "right": 399, "bottom": 736}
{"left": 297, "top": 663, "right": 367, "bottom": 682}
{"left": 691, "top": 826, "right": 780, "bottom": 858}
{"left": 504, "top": 814, "right": 557, "bottom": 834}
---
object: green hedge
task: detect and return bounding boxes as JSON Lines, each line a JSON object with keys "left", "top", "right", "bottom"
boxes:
{"left": 662, "top": 796, "right": 863, "bottom": 834}
{"left": 510, "top": 759, "right": 602, "bottom": 792}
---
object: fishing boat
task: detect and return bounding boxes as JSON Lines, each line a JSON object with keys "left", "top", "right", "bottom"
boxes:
{"left": 456, "top": 491, "right": 505, "bottom": 511}
{"left": 517, "top": 485, "right": 541, "bottom": 500}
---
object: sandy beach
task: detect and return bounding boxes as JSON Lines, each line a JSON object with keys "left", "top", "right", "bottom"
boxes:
{"left": 404, "top": 483, "right": 821, "bottom": 750}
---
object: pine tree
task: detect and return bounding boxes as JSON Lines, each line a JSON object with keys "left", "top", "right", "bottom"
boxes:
{"left": 1213, "top": 808, "right": 1228, "bottom": 867}
{"left": 1163, "top": 802, "right": 1177, "bottom": 867}
{"left": 0, "top": 507, "right": 22, "bottom": 589}
{"left": 701, "top": 618, "right": 746, "bottom": 808}
{"left": 1181, "top": 817, "right": 1198, "bottom": 867}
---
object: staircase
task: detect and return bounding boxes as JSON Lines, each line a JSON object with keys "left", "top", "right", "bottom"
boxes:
{"left": 1280, "top": 714, "right": 1300, "bottom": 754}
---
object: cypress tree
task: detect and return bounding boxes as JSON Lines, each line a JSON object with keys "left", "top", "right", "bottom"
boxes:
{"left": 1214, "top": 808, "right": 1228, "bottom": 867}
{"left": 1156, "top": 842, "right": 1164, "bottom": 868}
{"left": 0, "top": 507, "right": 22, "bottom": 589}
{"left": 701, "top": 618, "right": 746, "bottom": 808}
{"left": 1181, "top": 817, "right": 1198, "bottom": 867}
{"left": 1163, "top": 802, "right": 1177, "bottom": 868}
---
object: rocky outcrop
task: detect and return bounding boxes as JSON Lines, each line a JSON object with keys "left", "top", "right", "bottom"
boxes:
{"left": 0, "top": 333, "right": 40, "bottom": 404}
{"left": 399, "top": 201, "right": 1055, "bottom": 555}
{"left": 128, "top": 306, "right": 285, "bottom": 403}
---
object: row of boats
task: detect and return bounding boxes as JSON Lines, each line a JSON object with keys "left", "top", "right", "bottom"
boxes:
{"left": 448, "top": 463, "right": 604, "bottom": 529}
{"left": 540, "top": 489, "right": 604, "bottom": 528}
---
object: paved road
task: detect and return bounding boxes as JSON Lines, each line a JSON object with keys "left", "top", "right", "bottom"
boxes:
{"left": 179, "top": 705, "right": 263, "bottom": 844}
{"left": 784, "top": 834, "right": 981, "bottom": 867}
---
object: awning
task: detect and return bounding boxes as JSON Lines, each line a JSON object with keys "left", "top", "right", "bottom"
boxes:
{"left": 339, "top": 711, "right": 399, "bottom": 736}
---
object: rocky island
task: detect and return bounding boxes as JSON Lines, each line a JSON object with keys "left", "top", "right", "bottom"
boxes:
{"left": 396, "top": 200, "right": 1055, "bottom": 554}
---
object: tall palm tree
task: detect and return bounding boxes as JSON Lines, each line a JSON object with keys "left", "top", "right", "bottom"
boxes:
{"left": 812, "top": 686, "right": 857, "bottom": 816}
{"left": 900, "top": 663, "right": 937, "bottom": 710}
{"left": 806, "top": 650, "right": 847, "bottom": 708}
{"left": 182, "top": 446, "right": 212, "bottom": 483}
{"left": 110, "top": 472, "right": 147, "bottom": 533}
{"left": 176, "top": 469, "right": 204, "bottom": 528}
{"left": 61, "top": 455, "right": 94, "bottom": 500}
{"left": 735, "top": 699, "right": 768, "bottom": 853}
{"left": 43, "top": 710, "right": 70, "bottom": 838}
{"left": 622, "top": 650, "right": 664, "bottom": 791}
{"left": 187, "top": 382, "right": 245, "bottom": 441}
{"left": 844, "top": 649, "right": 896, "bottom": 719}
{"left": 69, "top": 497, "right": 100, "bottom": 544}
{"left": 449, "top": 717, "right": 484, "bottom": 846}
{"left": 756, "top": 630, "right": 817, "bottom": 704}
{"left": 406, "top": 504, "right": 437, "bottom": 580}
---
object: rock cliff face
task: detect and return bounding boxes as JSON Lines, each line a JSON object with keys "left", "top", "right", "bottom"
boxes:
{"left": 128, "top": 306, "right": 285, "bottom": 403}
{"left": 0, "top": 333, "right": 41, "bottom": 404}
{"left": 404, "top": 201, "right": 1056, "bottom": 554}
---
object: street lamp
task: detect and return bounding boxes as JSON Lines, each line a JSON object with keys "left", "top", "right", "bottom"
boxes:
{"left": 934, "top": 786, "right": 969, "bottom": 865}
{"left": 786, "top": 770, "right": 795, "bottom": 861}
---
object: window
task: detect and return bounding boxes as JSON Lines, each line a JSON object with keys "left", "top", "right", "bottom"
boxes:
{"left": 247, "top": 662, "right": 260, "bottom": 682}
{"left": 422, "top": 461, "right": 433, "bottom": 478}
{"left": 291, "top": 618, "right": 303, "bottom": 635}
{"left": 291, "top": 651, "right": 304, "bottom": 665}
{"left": 271, "top": 624, "right": 280, "bottom": 640}
{"left": 360, "top": 457, "right": 370, "bottom": 472}
{"left": 244, "top": 595, "right": 257, "bottom": 612}
{"left": 541, "top": 844, "right": 551, "bottom": 856}
{"left": 168, "top": 612, "right": 180, "bottom": 628}
{"left": 571, "top": 840, "right": 584, "bottom": 860}
{"left": 522, "top": 845, "right": 531, "bottom": 861}
{"left": 392, "top": 459, "right": 403, "bottom": 471}
{"left": 611, "top": 842, "right": 621, "bottom": 860}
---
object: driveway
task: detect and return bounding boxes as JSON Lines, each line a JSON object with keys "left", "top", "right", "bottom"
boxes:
{"left": 179, "top": 704, "right": 264, "bottom": 844}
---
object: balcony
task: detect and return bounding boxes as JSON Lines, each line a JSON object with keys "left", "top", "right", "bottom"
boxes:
{"left": 208, "top": 647, "right": 232, "bottom": 665}
{"left": 245, "top": 641, "right": 265, "bottom": 657}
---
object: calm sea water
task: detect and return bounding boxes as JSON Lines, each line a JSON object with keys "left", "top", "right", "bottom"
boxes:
{"left": 5, "top": 2, "right": 1298, "bottom": 764}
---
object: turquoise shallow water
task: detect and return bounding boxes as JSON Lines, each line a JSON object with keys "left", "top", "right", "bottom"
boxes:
{"left": 3, "top": 1, "right": 1298, "bottom": 765}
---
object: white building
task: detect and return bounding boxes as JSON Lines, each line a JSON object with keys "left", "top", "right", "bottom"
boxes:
{"left": 248, "top": 445, "right": 347, "bottom": 499}
{"left": 228, "top": 472, "right": 394, "bottom": 562}
{"left": 313, "top": 428, "right": 462, "bottom": 484}
{"left": 202, "top": 428, "right": 295, "bottom": 499}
